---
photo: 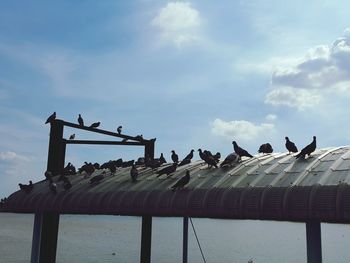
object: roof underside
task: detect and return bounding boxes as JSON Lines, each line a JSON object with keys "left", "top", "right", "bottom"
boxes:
{"left": 3, "top": 147, "right": 350, "bottom": 223}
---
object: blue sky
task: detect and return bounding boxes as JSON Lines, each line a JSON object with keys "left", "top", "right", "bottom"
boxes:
{"left": 1, "top": 0, "right": 350, "bottom": 196}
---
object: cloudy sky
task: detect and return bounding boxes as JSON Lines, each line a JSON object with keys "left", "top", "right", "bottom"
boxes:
{"left": 1, "top": 0, "right": 350, "bottom": 197}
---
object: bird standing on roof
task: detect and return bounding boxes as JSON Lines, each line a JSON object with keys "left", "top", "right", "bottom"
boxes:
{"left": 159, "top": 153, "right": 167, "bottom": 164}
{"left": 90, "top": 122, "right": 100, "bottom": 128}
{"left": 130, "top": 164, "right": 138, "bottom": 182}
{"left": 232, "top": 141, "right": 253, "bottom": 159}
{"left": 258, "top": 143, "right": 273, "bottom": 154}
{"left": 45, "top": 112, "right": 56, "bottom": 124}
{"left": 179, "top": 150, "right": 194, "bottom": 166}
{"left": 220, "top": 153, "right": 240, "bottom": 167}
{"left": 117, "top": 125, "right": 122, "bottom": 134}
{"left": 295, "top": 136, "right": 316, "bottom": 159}
{"left": 19, "top": 181, "right": 33, "bottom": 193}
{"left": 285, "top": 137, "right": 298, "bottom": 154}
{"left": 171, "top": 170, "right": 190, "bottom": 191}
{"left": 78, "top": 114, "right": 84, "bottom": 126}
{"left": 171, "top": 150, "right": 179, "bottom": 164}
{"left": 48, "top": 178, "right": 57, "bottom": 194}
{"left": 157, "top": 163, "right": 177, "bottom": 177}
{"left": 69, "top": 134, "right": 75, "bottom": 140}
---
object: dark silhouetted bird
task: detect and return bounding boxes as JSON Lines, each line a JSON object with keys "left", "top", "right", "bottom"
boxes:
{"left": 90, "top": 173, "right": 104, "bottom": 184}
{"left": 130, "top": 164, "right": 138, "bottom": 182}
{"left": 171, "top": 170, "right": 190, "bottom": 191}
{"left": 19, "top": 181, "right": 33, "bottom": 193}
{"left": 90, "top": 122, "right": 100, "bottom": 128}
{"left": 213, "top": 152, "right": 221, "bottom": 163}
{"left": 285, "top": 137, "right": 298, "bottom": 154}
{"left": 157, "top": 163, "right": 177, "bottom": 177}
{"left": 69, "top": 134, "right": 75, "bottom": 140}
{"left": 258, "top": 143, "right": 273, "bottom": 154}
{"left": 171, "top": 150, "right": 179, "bottom": 164}
{"left": 48, "top": 178, "right": 57, "bottom": 194}
{"left": 295, "top": 136, "right": 317, "bottom": 159}
{"left": 220, "top": 153, "right": 240, "bottom": 167}
{"left": 183, "top": 149, "right": 195, "bottom": 161}
{"left": 179, "top": 150, "right": 194, "bottom": 166}
{"left": 45, "top": 112, "right": 56, "bottom": 124}
{"left": 78, "top": 114, "right": 84, "bottom": 126}
{"left": 232, "top": 141, "right": 253, "bottom": 158}
{"left": 159, "top": 153, "right": 167, "bottom": 164}
{"left": 198, "top": 149, "right": 218, "bottom": 168}
{"left": 117, "top": 126, "right": 122, "bottom": 134}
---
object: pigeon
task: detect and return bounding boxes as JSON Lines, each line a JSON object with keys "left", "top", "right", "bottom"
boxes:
{"left": 69, "top": 134, "right": 75, "bottom": 140}
{"left": 78, "top": 114, "right": 84, "bottom": 126}
{"left": 159, "top": 153, "right": 167, "bottom": 164}
{"left": 232, "top": 141, "right": 253, "bottom": 159}
{"left": 117, "top": 126, "right": 122, "bottom": 134}
{"left": 90, "top": 122, "right": 100, "bottom": 128}
{"left": 213, "top": 152, "right": 221, "bottom": 163}
{"left": 198, "top": 149, "right": 207, "bottom": 162}
{"left": 171, "top": 150, "right": 179, "bottom": 164}
{"left": 183, "top": 150, "right": 195, "bottom": 161}
{"left": 90, "top": 173, "right": 104, "bottom": 184}
{"left": 295, "top": 136, "right": 317, "bottom": 159}
{"left": 198, "top": 149, "right": 218, "bottom": 168}
{"left": 178, "top": 158, "right": 191, "bottom": 166}
{"left": 156, "top": 163, "right": 177, "bottom": 177}
{"left": 45, "top": 112, "right": 56, "bottom": 124}
{"left": 130, "top": 164, "right": 138, "bottom": 182}
{"left": 220, "top": 153, "right": 240, "bottom": 167}
{"left": 19, "top": 181, "right": 33, "bottom": 193}
{"left": 48, "top": 178, "right": 57, "bottom": 194}
{"left": 285, "top": 137, "right": 298, "bottom": 154}
{"left": 171, "top": 170, "right": 190, "bottom": 191}
{"left": 258, "top": 143, "right": 273, "bottom": 154}
{"left": 135, "top": 135, "right": 143, "bottom": 141}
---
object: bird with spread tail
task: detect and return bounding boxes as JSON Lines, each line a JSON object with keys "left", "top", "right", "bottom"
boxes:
{"left": 295, "top": 136, "right": 316, "bottom": 159}
{"left": 171, "top": 170, "right": 190, "bottom": 191}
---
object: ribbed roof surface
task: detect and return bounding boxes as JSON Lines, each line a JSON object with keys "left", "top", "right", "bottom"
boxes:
{"left": 3, "top": 147, "right": 350, "bottom": 222}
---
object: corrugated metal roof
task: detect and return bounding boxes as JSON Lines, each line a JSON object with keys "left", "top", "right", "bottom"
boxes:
{"left": 3, "top": 147, "right": 350, "bottom": 222}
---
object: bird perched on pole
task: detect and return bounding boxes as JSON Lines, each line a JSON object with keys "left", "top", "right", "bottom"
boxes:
{"left": 232, "top": 141, "right": 253, "bottom": 159}
{"left": 117, "top": 125, "right": 122, "bottom": 134}
{"left": 258, "top": 143, "right": 273, "bottom": 154}
{"left": 78, "top": 114, "right": 84, "bottom": 126}
{"left": 69, "top": 134, "right": 75, "bottom": 140}
{"left": 89, "top": 122, "right": 100, "bottom": 128}
{"left": 45, "top": 112, "right": 56, "bottom": 124}
{"left": 171, "top": 150, "right": 179, "bottom": 164}
{"left": 295, "top": 136, "right": 316, "bottom": 159}
{"left": 285, "top": 137, "right": 298, "bottom": 154}
{"left": 171, "top": 170, "right": 190, "bottom": 191}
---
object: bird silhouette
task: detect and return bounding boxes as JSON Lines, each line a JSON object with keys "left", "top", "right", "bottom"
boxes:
{"left": 90, "top": 122, "right": 100, "bottom": 128}
{"left": 258, "top": 143, "right": 273, "bottom": 154}
{"left": 198, "top": 149, "right": 207, "bottom": 162}
{"left": 48, "top": 178, "right": 57, "bottom": 194}
{"left": 183, "top": 150, "right": 195, "bottom": 161}
{"left": 171, "top": 170, "right": 190, "bottom": 191}
{"left": 157, "top": 163, "right": 177, "bottom": 177}
{"left": 285, "top": 137, "right": 298, "bottom": 154}
{"left": 130, "top": 164, "right": 138, "bottom": 182}
{"left": 78, "top": 114, "right": 84, "bottom": 126}
{"left": 295, "top": 136, "right": 316, "bottom": 159}
{"left": 45, "top": 112, "right": 56, "bottom": 124}
{"left": 232, "top": 141, "right": 253, "bottom": 159}
{"left": 171, "top": 150, "right": 179, "bottom": 164}
{"left": 90, "top": 173, "right": 104, "bottom": 184}
{"left": 213, "top": 152, "right": 221, "bottom": 163}
{"left": 19, "top": 181, "right": 33, "bottom": 193}
{"left": 159, "top": 153, "right": 167, "bottom": 164}
{"left": 178, "top": 150, "right": 194, "bottom": 166}
{"left": 69, "top": 134, "right": 75, "bottom": 140}
{"left": 117, "top": 126, "right": 122, "bottom": 134}
{"left": 220, "top": 153, "right": 240, "bottom": 167}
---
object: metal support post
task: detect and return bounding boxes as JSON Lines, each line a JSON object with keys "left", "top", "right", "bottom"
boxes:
{"left": 140, "top": 216, "right": 152, "bottom": 263}
{"left": 31, "top": 213, "right": 43, "bottom": 263}
{"left": 306, "top": 221, "right": 322, "bottom": 263}
{"left": 183, "top": 217, "right": 189, "bottom": 263}
{"left": 47, "top": 120, "right": 66, "bottom": 175}
{"left": 144, "top": 141, "right": 155, "bottom": 161}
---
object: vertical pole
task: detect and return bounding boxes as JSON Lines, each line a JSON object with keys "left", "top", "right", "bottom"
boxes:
{"left": 183, "top": 217, "right": 189, "bottom": 263}
{"left": 31, "top": 213, "right": 43, "bottom": 263}
{"left": 39, "top": 213, "right": 60, "bottom": 263}
{"left": 140, "top": 216, "right": 152, "bottom": 263}
{"left": 306, "top": 221, "right": 322, "bottom": 263}
{"left": 47, "top": 120, "right": 66, "bottom": 176}
{"left": 144, "top": 140, "right": 155, "bottom": 161}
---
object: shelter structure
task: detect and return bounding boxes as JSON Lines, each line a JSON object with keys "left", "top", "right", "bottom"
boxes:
{"left": 2, "top": 119, "right": 350, "bottom": 263}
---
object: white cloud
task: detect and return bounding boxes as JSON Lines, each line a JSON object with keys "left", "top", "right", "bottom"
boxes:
{"left": 265, "top": 29, "right": 350, "bottom": 109}
{"left": 211, "top": 118, "right": 275, "bottom": 141}
{"left": 151, "top": 2, "right": 201, "bottom": 47}
{"left": 265, "top": 114, "right": 277, "bottom": 121}
{"left": 0, "top": 151, "right": 29, "bottom": 162}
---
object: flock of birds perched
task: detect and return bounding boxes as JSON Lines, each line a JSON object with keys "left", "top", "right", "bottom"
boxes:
{"left": 14, "top": 113, "right": 318, "bottom": 196}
